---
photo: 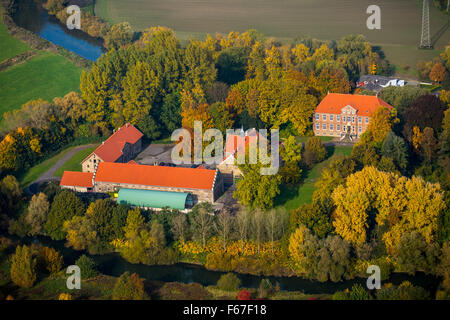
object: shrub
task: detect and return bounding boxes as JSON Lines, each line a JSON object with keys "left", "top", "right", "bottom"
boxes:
{"left": 376, "top": 281, "right": 430, "bottom": 300}
{"left": 159, "top": 282, "right": 211, "bottom": 300}
{"left": 75, "top": 254, "right": 98, "bottom": 279}
{"left": 58, "top": 293, "right": 72, "bottom": 300}
{"left": 217, "top": 273, "right": 241, "bottom": 291}
{"left": 237, "top": 289, "right": 252, "bottom": 300}
{"left": 332, "top": 291, "right": 350, "bottom": 300}
{"left": 258, "top": 278, "right": 273, "bottom": 299}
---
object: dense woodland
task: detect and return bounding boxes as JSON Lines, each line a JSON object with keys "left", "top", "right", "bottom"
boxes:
{"left": 0, "top": 0, "right": 449, "bottom": 300}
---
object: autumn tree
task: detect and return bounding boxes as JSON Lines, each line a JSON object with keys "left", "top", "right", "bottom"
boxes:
{"left": 184, "top": 39, "right": 217, "bottom": 90}
{"left": 215, "top": 210, "right": 234, "bottom": 250}
{"left": 303, "top": 136, "right": 326, "bottom": 167}
{"left": 171, "top": 213, "right": 188, "bottom": 242}
{"left": 235, "top": 209, "right": 251, "bottom": 249}
{"left": 190, "top": 203, "right": 214, "bottom": 248}
{"left": 280, "top": 136, "right": 302, "bottom": 185}
{"left": 403, "top": 95, "right": 446, "bottom": 142}
{"left": 361, "top": 106, "right": 399, "bottom": 147}
{"left": 105, "top": 22, "right": 133, "bottom": 50}
{"left": 112, "top": 272, "right": 148, "bottom": 300}
{"left": 39, "top": 247, "right": 63, "bottom": 274}
{"left": 10, "top": 245, "right": 36, "bottom": 288}
{"left": 429, "top": 62, "right": 447, "bottom": 84}
{"left": 265, "top": 208, "right": 287, "bottom": 253}
{"left": 26, "top": 193, "right": 49, "bottom": 236}
{"left": 332, "top": 167, "right": 445, "bottom": 250}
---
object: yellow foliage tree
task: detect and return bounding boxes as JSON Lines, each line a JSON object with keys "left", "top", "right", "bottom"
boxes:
{"left": 331, "top": 167, "right": 445, "bottom": 251}
{"left": 288, "top": 225, "right": 310, "bottom": 270}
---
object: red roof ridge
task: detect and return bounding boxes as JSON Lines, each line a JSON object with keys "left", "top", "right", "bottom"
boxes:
{"left": 60, "top": 171, "right": 94, "bottom": 188}
{"left": 95, "top": 162, "right": 217, "bottom": 190}
{"left": 315, "top": 93, "right": 393, "bottom": 116}
{"left": 82, "top": 123, "right": 143, "bottom": 163}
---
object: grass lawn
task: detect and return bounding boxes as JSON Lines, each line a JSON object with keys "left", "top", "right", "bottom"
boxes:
{"left": 0, "top": 9, "right": 31, "bottom": 62}
{"left": 94, "top": 0, "right": 449, "bottom": 67}
{"left": 54, "top": 145, "right": 98, "bottom": 177}
{"left": 275, "top": 145, "right": 353, "bottom": 211}
{"left": 294, "top": 136, "right": 333, "bottom": 144}
{"left": 0, "top": 51, "right": 81, "bottom": 118}
{"left": 18, "top": 146, "right": 76, "bottom": 187}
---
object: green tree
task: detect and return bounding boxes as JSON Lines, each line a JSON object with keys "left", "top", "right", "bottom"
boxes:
{"left": 44, "top": 191, "right": 85, "bottom": 240}
{"left": 75, "top": 254, "right": 98, "bottom": 279}
{"left": 393, "top": 231, "right": 440, "bottom": 274}
{"left": 233, "top": 161, "right": 282, "bottom": 209}
{"left": 381, "top": 131, "right": 408, "bottom": 171}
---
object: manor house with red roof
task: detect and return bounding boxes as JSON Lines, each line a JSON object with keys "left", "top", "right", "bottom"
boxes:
{"left": 313, "top": 93, "right": 393, "bottom": 139}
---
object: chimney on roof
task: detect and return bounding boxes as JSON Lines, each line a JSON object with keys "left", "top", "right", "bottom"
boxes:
{"left": 102, "top": 141, "right": 104, "bottom": 145}
{"left": 126, "top": 123, "right": 129, "bottom": 128}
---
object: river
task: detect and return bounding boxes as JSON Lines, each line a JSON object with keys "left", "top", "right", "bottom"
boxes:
{"left": 12, "top": 235, "right": 440, "bottom": 295}
{"left": 11, "top": 0, "right": 104, "bottom": 61}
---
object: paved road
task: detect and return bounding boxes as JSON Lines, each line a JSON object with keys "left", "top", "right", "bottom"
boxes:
{"left": 26, "top": 144, "right": 97, "bottom": 194}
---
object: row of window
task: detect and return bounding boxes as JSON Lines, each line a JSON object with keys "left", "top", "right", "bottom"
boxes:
{"left": 315, "top": 114, "right": 369, "bottom": 124}
{"left": 316, "top": 123, "right": 363, "bottom": 132}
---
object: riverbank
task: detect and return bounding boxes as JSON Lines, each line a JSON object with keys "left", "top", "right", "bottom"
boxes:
{"left": 1, "top": 1, "right": 92, "bottom": 68}
{"left": 1, "top": 235, "right": 441, "bottom": 297}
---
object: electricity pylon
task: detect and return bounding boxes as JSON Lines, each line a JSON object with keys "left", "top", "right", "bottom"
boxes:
{"left": 420, "top": 0, "right": 432, "bottom": 48}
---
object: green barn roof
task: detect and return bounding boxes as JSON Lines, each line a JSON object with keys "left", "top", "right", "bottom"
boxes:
{"left": 117, "top": 188, "right": 189, "bottom": 210}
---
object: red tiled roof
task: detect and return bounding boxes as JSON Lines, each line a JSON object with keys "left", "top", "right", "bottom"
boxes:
{"left": 224, "top": 129, "right": 263, "bottom": 159}
{"left": 315, "top": 93, "right": 393, "bottom": 116}
{"left": 86, "top": 123, "right": 143, "bottom": 163}
{"left": 95, "top": 162, "right": 217, "bottom": 190}
{"left": 60, "top": 171, "right": 93, "bottom": 188}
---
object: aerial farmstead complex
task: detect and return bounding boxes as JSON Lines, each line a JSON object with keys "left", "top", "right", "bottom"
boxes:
{"left": 60, "top": 123, "right": 224, "bottom": 210}
{"left": 313, "top": 93, "right": 393, "bottom": 140}
{"left": 60, "top": 93, "right": 394, "bottom": 209}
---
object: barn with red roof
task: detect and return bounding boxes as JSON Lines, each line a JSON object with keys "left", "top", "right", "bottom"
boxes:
{"left": 81, "top": 123, "right": 143, "bottom": 173}
{"left": 313, "top": 93, "right": 393, "bottom": 139}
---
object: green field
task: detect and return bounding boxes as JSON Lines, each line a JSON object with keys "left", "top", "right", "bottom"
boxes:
{"left": 95, "top": 0, "right": 450, "bottom": 69}
{"left": 0, "top": 51, "right": 82, "bottom": 117}
{"left": 276, "top": 145, "right": 353, "bottom": 211}
{"left": 54, "top": 145, "right": 98, "bottom": 177}
{"left": 0, "top": 9, "right": 30, "bottom": 62}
